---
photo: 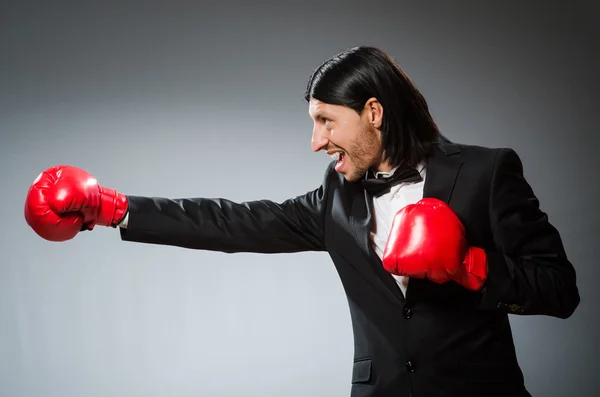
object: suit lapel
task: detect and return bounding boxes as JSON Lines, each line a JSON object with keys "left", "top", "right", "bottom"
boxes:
{"left": 349, "top": 187, "right": 406, "bottom": 305}
{"left": 422, "top": 136, "right": 462, "bottom": 204}
{"left": 349, "top": 135, "right": 463, "bottom": 306}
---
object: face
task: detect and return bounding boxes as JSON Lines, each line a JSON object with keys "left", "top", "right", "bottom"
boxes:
{"left": 309, "top": 98, "right": 387, "bottom": 181}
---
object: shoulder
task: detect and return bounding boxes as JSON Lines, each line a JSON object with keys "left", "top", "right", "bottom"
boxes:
{"left": 452, "top": 140, "right": 511, "bottom": 157}
{"left": 443, "top": 137, "right": 524, "bottom": 171}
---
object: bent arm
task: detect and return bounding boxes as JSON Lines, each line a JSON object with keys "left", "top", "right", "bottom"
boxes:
{"left": 118, "top": 163, "right": 334, "bottom": 254}
{"left": 478, "top": 148, "right": 580, "bottom": 319}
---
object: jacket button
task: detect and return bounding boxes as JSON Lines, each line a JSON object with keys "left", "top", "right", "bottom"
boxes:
{"left": 403, "top": 307, "right": 413, "bottom": 319}
{"left": 406, "top": 360, "right": 415, "bottom": 373}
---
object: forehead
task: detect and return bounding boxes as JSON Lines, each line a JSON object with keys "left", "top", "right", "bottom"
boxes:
{"left": 308, "top": 98, "right": 325, "bottom": 113}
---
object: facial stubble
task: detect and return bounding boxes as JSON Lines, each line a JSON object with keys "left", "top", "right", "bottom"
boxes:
{"left": 345, "top": 124, "right": 382, "bottom": 182}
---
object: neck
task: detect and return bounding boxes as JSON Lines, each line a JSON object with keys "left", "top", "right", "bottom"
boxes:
{"left": 373, "top": 159, "right": 394, "bottom": 173}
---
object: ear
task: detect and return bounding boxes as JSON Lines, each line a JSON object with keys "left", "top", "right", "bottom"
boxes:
{"left": 363, "top": 97, "right": 383, "bottom": 129}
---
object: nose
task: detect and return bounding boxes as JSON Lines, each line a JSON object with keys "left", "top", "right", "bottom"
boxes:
{"left": 311, "top": 126, "right": 329, "bottom": 152}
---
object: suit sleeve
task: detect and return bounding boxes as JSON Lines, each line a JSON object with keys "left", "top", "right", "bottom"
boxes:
{"left": 118, "top": 162, "right": 334, "bottom": 254}
{"left": 477, "top": 148, "right": 580, "bottom": 319}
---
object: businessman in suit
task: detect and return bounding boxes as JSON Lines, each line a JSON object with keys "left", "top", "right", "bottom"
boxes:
{"left": 24, "top": 46, "right": 580, "bottom": 396}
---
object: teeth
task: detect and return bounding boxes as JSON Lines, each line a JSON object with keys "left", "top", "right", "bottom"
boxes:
{"left": 330, "top": 152, "right": 342, "bottom": 160}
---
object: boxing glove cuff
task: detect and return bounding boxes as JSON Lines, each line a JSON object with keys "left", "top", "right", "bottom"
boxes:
{"left": 97, "top": 187, "right": 129, "bottom": 227}
{"left": 454, "top": 246, "right": 488, "bottom": 291}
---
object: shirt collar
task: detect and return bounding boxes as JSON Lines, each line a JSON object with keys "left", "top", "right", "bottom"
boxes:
{"left": 365, "top": 161, "right": 427, "bottom": 180}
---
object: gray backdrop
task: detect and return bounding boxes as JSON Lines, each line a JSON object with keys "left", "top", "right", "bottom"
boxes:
{"left": 1, "top": 1, "right": 598, "bottom": 396}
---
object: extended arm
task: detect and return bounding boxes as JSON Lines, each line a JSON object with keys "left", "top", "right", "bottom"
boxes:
{"left": 118, "top": 184, "right": 330, "bottom": 254}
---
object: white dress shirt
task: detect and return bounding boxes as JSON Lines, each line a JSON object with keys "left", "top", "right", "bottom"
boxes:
{"left": 118, "top": 212, "right": 129, "bottom": 228}
{"left": 368, "top": 163, "right": 427, "bottom": 298}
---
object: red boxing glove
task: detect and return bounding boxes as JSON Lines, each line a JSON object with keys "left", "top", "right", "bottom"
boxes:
{"left": 24, "top": 165, "right": 128, "bottom": 242}
{"left": 382, "top": 198, "right": 487, "bottom": 291}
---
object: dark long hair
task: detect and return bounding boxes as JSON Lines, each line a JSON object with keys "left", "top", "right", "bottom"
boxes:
{"left": 304, "top": 46, "right": 440, "bottom": 168}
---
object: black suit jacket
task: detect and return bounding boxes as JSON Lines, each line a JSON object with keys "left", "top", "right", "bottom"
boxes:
{"left": 119, "top": 136, "right": 580, "bottom": 397}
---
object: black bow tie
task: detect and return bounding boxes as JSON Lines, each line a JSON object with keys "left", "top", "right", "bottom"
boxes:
{"left": 362, "top": 164, "right": 422, "bottom": 197}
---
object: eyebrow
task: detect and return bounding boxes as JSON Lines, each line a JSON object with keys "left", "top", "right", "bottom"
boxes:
{"left": 312, "top": 113, "right": 329, "bottom": 121}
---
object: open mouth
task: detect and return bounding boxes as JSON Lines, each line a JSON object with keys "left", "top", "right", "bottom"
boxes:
{"left": 332, "top": 152, "right": 346, "bottom": 172}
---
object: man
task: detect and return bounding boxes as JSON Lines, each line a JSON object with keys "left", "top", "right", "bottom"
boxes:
{"left": 24, "top": 46, "right": 580, "bottom": 396}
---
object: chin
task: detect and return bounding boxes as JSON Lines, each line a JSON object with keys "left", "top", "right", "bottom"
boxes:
{"left": 341, "top": 169, "right": 364, "bottom": 183}
{"left": 333, "top": 156, "right": 368, "bottom": 182}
